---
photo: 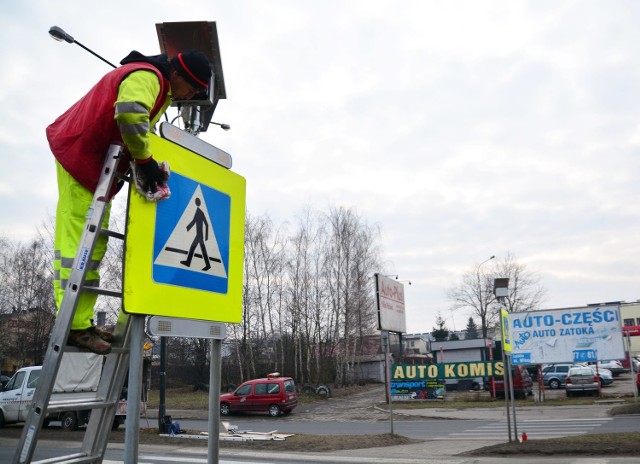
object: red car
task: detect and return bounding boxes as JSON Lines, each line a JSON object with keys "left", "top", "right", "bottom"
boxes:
{"left": 219, "top": 373, "right": 298, "bottom": 417}
{"left": 490, "top": 365, "right": 533, "bottom": 399}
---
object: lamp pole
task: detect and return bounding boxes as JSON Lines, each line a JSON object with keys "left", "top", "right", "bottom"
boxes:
{"left": 477, "top": 256, "right": 495, "bottom": 338}
{"left": 476, "top": 255, "right": 495, "bottom": 395}
{"left": 210, "top": 121, "right": 231, "bottom": 131}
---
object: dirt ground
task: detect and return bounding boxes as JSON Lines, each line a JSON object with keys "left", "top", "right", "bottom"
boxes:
{"left": 0, "top": 426, "right": 417, "bottom": 452}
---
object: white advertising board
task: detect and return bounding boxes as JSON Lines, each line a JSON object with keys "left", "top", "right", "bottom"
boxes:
{"left": 375, "top": 274, "right": 407, "bottom": 333}
{"left": 509, "top": 305, "right": 625, "bottom": 365}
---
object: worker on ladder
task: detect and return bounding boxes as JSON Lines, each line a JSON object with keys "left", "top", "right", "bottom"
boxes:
{"left": 46, "top": 49, "right": 212, "bottom": 354}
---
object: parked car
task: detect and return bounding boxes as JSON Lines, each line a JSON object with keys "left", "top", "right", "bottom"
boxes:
{"left": 219, "top": 373, "right": 298, "bottom": 417}
{"left": 444, "top": 377, "right": 484, "bottom": 391}
{"left": 576, "top": 364, "right": 614, "bottom": 386}
{"left": 565, "top": 366, "right": 599, "bottom": 397}
{"left": 490, "top": 365, "right": 533, "bottom": 399}
{"left": 541, "top": 364, "right": 571, "bottom": 389}
{"left": 594, "top": 360, "right": 628, "bottom": 377}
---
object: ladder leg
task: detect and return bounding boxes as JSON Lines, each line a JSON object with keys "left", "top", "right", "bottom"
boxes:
{"left": 13, "top": 144, "right": 124, "bottom": 464}
{"left": 124, "top": 315, "right": 146, "bottom": 464}
{"left": 81, "top": 309, "right": 132, "bottom": 460}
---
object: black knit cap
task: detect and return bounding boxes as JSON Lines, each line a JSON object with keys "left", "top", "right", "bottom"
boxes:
{"left": 171, "top": 50, "right": 212, "bottom": 90}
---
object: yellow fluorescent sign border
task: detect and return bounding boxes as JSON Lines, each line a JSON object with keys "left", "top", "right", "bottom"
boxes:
{"left": 123, "top": 134, "right": 246, "bottom": 323}
{"left": 501, "top": 308, "right": 512, "bottom": 353}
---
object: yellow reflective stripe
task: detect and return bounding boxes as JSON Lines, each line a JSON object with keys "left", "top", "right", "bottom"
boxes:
{"left": 115, "top": 70, "right": 160, "bottom": 158}
{"left": 115, "top": 70, "right": 159, "bottom": 112}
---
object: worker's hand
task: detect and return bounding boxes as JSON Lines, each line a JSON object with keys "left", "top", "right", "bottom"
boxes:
{"left": 135, "top": 156, "right": 168, "bottom": 193}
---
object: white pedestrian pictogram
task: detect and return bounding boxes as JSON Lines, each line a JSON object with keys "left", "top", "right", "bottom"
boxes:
{"left": 154, "top": 185, "right": 227, "bottom": 278}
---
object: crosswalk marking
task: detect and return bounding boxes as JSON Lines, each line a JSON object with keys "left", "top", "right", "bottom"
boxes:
{"left": 436, "top": 418, "right": 612, "bottom": 440}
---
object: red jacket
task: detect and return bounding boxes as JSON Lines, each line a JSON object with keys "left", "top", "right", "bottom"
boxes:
{"left": 47, "top": 63, "right": 169, "bottom": 198}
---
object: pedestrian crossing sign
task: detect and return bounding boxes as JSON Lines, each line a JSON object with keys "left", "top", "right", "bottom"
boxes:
{"left": 123, "top": 134, "right": 245, "bottom": 323}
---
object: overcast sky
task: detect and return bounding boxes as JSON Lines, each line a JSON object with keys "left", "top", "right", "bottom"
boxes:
{"left": 1, "top": 1, "right": 638, "bottom": 333}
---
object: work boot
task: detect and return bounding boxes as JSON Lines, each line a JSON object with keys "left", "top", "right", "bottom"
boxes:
{"left": 68, "top": 328, "right": 112, "bottom": 355}
{"left": 92, "top": 325, "right": 115, "bottom": 343}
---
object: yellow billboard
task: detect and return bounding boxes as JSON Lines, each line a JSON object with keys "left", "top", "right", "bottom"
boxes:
{"left": 501, "top": 308, "right": 512, "bottom": 353}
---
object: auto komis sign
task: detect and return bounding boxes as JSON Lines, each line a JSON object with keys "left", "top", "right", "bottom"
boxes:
{"left": 391, "top": 361, "right": 503, "bottom": 399}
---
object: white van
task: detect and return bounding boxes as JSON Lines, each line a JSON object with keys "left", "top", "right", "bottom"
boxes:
{"left": 0, "top": 353, "right": 128, "bottom": 430}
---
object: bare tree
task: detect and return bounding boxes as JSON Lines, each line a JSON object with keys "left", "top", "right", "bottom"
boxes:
{"left": 447, "top": 252, "right": 546, "bottom": 338}
{"left": 324, "top": 207, "right": 380, "bottom": 385}
{"left": 0, "top": 237, "right": 56, "bottom": 367}
{"left": 238, "top": 213, "right": 288, "bottom": 380}
{"left": 493, "top": 253, "right": 546, "bottom": 314}
{"left": 228, "top": 206, "right": 382, "bottom": 387}
{"left": 446, "top": 258, "right": 496, "bottom": 339}
{"left": 0, "top": 235, "right": 12, "bottom": 314}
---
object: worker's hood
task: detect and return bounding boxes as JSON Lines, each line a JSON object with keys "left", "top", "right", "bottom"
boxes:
{"left": 120, "top": 50, "right": 171, "bottom": 79}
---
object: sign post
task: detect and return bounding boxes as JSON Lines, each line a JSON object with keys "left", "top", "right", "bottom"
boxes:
{"left": 375, "top": 273, "right": 407, "bottom": 434}
{"left": 127, "top": 133, "right": 245, "bottom": 464}
{"left": 148, "top": 317, "right": 227, "bottom": 464}
{"left": 124, "top": 134, "right": 246, "bottom": 322}
{"left": 495, "top": 278, "right": 516, "bottom": 442}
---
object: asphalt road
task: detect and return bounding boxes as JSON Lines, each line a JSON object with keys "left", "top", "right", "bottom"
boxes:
{"left": 2, "top": 377, "right": 638, "bottom": 464}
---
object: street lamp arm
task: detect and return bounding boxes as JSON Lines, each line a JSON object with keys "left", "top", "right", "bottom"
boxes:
{"left": 479, "top": 255, "right": 496, "bottom": 268}
{"left": 211, "top": 121, "right": 231, "bottom": 131}
{"left": 48, "top": 25, "right": 117, "bottom": 69}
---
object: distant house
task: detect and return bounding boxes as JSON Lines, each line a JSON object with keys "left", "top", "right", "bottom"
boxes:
{"left": 431, "top": 338, "right": 494, "bottom": 364}
{"left": 402, "top": 333, "right": 431, "bottom": 357}
{"left": 617, "top": 301, "right": 640, "bottom": 358}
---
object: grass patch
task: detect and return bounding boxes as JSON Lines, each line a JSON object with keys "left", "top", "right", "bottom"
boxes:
{"left": 609, "top": 402, "right": 640, "bottom": 416}
{"left": 147, "top": 388, "right": 209, "bottom": 409}
{"left": 135, "top": 429, "right": 420, "bottom": 451}
{"left": 464, "top": 432, "right": 640, "bottom": 456}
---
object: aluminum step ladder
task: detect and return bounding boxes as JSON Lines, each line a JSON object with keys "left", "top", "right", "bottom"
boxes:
{"left": 13, "top": 144, "right": 147, "bottom": 464}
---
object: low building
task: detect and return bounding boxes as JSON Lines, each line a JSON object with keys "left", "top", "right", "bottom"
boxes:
{"left": 620, "top": 301, "right": 640, "bottom": 357}
{"left": 0, "top": 308, "right": 55, "bottom": 375}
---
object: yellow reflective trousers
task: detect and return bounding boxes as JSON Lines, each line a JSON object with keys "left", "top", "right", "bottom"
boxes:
{"left": 54, "top": 161, "right": 111, "bottom": 330}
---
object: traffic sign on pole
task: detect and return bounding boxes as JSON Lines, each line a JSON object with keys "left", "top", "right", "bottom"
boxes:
{"left": 124, "top": 133, "right": 245, "bottom": 323}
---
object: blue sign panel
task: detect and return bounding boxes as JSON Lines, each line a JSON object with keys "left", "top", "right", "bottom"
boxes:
{"left": 152, "top": 172, "right": 231, "bottom": 294}
{"left": 511, "top": 352, "right": 532, "bottom": 365}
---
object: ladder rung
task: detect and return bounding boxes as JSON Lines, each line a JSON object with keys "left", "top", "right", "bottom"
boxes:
{"left": 82, "top": 286, "right": 122, "bottom": 298}
{"left": 100, "top": 228, "right": 125, "bottom": 240}
{"left": 47, "top": 398, "right": 116, "bottom": 413}
{"left": 32, "top": 453, "right": 99, "bottom": 464}
{"left": 63, "top": 345, "right": 129, "bottom": 355}
{"left": 116, "top": 172, "right": 131, "bottom": 182}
